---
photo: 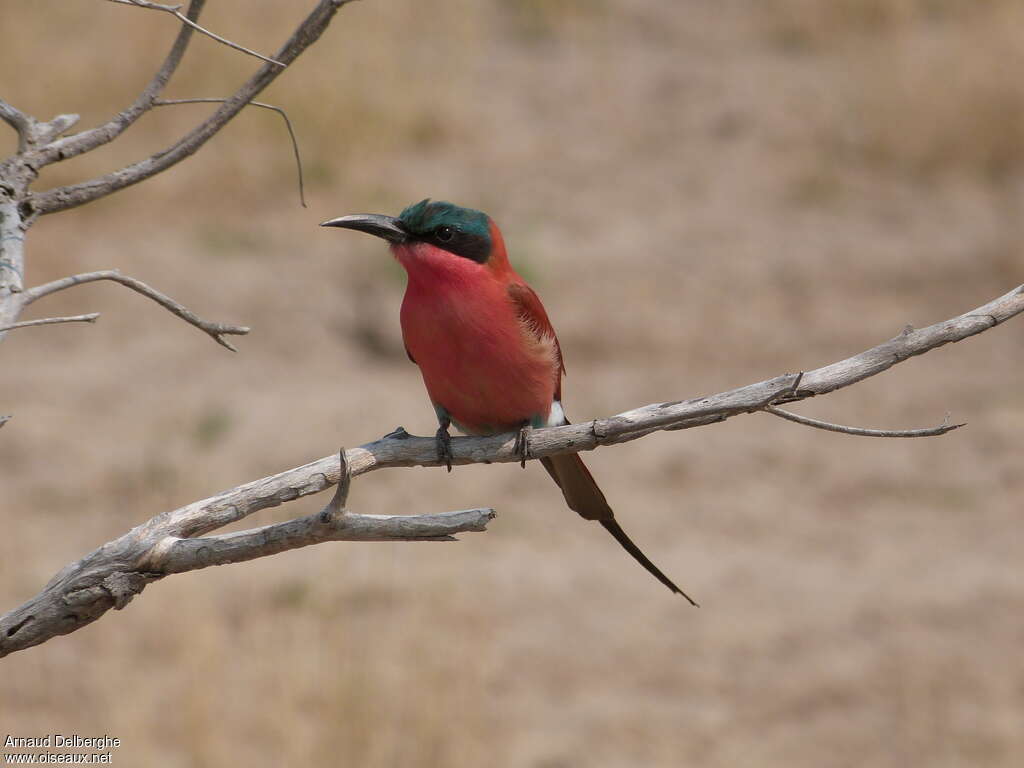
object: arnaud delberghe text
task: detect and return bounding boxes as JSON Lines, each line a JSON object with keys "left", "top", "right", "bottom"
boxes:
{"left": 5, "top": 735, "right": 121, "bottom": 749}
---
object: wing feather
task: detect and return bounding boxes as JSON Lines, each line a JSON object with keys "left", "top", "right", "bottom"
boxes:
{"left": 507, "top": 281, "right": 565, "bottom": 399}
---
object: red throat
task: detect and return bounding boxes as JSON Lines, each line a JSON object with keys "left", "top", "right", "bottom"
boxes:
{"left": 391, "top": 220, "right": 511, "bottom": 280}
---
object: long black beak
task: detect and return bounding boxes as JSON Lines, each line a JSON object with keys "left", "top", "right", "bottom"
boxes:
{"left": 320, "top": 213, "right": 409, "bottom": 244}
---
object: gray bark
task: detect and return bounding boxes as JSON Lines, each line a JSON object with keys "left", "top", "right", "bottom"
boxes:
{"left": 1, "top": 283, "right": 1021, "bottom": 659}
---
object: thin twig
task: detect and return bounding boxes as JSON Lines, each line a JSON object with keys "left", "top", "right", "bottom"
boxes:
{"left": 0, "top": 313, "right": 100, "bottom": 333}
{"left": 320, "top": 448, "right": 352, "bottom": 522}
{"left": 764, "top": 405, "right": 964, "bottom": 438}
{"left": 154, "top": 98, "right": 306, "bottom": 207}
{"left": 23, "top": 270, "right": 248, "bottom": 351}
{"left": 0, "top": 99, "right": 32, "bottom": 153}
{"left": 34, "top": 0, "right": 352, "bottom": 214}
{"left": 107, "top": 0, "right": 285, "bottom": 68}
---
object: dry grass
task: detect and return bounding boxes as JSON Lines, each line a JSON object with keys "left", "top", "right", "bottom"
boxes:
{"left": 764, "top": 0, "right": 1024, "bottom": 183}
{"left": 1, "top": 1, "right": 1023, "bottom": 766}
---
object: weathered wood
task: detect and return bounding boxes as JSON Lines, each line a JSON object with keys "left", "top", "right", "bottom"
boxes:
{"left": 0, "top": 506, "right": 495, "bottom": 658}
{"left": 0, "top": 1, "right": 350, "bottom": 339}
{"left": 0, "top": 196, "right": 26, "bottom": 343}
{"left": 2, "top": 283, "right": 1021, "bottom": 659}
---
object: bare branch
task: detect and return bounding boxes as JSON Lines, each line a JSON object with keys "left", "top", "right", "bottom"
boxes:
{"left": 1, "top": 283, "right": 1021, "bottom": 657}
{"left": 30, "top": 1, "right": 205, "bottom": 169}
{"left": 154, "top": 98, "right": 306, "bottom": 207}
{"left": 0, "top": 2, "right": 344, "bottom": 341}
{"left": 0, "top": 312, "right": 100, "bottom": 333}
{"left": 152, "top": 507, "right": 496, "bottom": 576}
{"left": 764, "top": 405, "right": 964, "bottom": 438}
{"left": 0, "top": 99, "right": 32, "bottom": 153}
{"left": 108, "top": 0, "right": 285, "bottom": 68}
{"left": 0, "top": 490, "right": 495, "bottom": 657}
{"left": 23, "top": 270, "right": 248, "bottom": 351}
{"left": 32, "top": 0, "right": 354, "bottom": 214}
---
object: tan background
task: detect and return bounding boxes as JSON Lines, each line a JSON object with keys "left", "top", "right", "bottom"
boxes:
{"left": 2, "top": 1, "right": 1022, "bottom": 765}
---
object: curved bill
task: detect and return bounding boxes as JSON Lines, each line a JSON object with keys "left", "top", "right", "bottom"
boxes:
{"left": 320, "top": 213, "right": 408, "bottom": 244}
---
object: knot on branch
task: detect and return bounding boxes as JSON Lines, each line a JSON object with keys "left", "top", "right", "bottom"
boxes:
{"left": 102, "top": 572, "right": 150, "bottom": 610}
{"left": 63, "top": 571, "right": 150, "bottom": 612}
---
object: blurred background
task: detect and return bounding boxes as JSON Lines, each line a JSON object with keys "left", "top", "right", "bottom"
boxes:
{"left": 1, "top": 0, "right": 1022, "bottom": 765}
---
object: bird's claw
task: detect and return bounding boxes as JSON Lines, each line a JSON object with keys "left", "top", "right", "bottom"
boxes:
{"left": 514, "top": 424, "right": 532, "bottom": 469}
{"left": 435, "top": 424, "right": 453, "bottom": 472}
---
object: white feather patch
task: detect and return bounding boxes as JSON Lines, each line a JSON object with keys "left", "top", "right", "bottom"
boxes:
{"left": 546, "top": 400, "right": 567, "bottom": 427}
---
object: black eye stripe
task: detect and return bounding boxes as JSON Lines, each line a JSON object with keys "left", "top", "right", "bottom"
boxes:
{"left": 429, "top": 228, "right": 489, "bottom": 263}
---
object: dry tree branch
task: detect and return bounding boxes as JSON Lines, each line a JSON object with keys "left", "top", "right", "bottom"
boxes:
{"left": 0, "top": 444, "right": 495, "bottom": 657}
{"left": 31, "top": 0, "right": 354, "bottom": 215}
{"left": 22, "top": 270, "right": 249, "bottom": 351}
{"left": 0, "top": 0, "right": 208, "bottom": 337}
{"left": 0, "top": 312, "right": 100, "bottom": 333}
{"left": 154, "top": 97, "right": 307, "bottom": 206}
{"left": 0, "top": 1, "right": 349, "bottom": 343}
{"left": 107, "top": 0, "right": 285, "bottom": 68}
{"left": 29, "top": 0, "right": 206, "bottom": 169}
{"left": 764, "top": 405, "right": 963, "bottom": 438}
{"left": 1, "top": 283, "right": 1021, "bottom": 659}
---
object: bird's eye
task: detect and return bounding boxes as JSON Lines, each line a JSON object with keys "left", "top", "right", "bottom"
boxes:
{"left": 435, "top": 226, "right": 454, "bottom": 242}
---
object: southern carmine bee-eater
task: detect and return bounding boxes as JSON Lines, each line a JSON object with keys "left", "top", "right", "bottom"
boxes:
{"left": 322, "top": 199, "right": 695, "bottom": 603}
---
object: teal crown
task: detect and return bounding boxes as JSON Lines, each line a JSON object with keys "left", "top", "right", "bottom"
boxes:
{"left": 398, "top": 199, "right": 491, "bottom": 240}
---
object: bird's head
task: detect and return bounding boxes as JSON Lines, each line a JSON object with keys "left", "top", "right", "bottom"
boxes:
{"left": 321, "top": 199, "right": 508, "bottom": 274}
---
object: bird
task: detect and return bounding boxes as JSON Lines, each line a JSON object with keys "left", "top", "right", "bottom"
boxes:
{"left": 322, "top": 199, "right": 695, "bottom": 603}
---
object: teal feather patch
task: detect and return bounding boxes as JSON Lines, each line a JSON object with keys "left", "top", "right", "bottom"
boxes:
{"left": 398, "top": 199, "right": 490, "bottom": 239}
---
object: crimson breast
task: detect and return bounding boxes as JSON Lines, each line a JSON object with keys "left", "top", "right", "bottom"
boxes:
{"left": 396, "top": 242, "right": 559, "bottom": 435}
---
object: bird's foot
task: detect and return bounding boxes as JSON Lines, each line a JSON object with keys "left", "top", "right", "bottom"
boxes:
{"left": 382, "top": 426, "right": 411, "bottom": 440}
{"left": 514, "top": 423, "right": 532, "bottom": 469}
{"left": 435, "top": 424, "right": 453, "bottom": 472}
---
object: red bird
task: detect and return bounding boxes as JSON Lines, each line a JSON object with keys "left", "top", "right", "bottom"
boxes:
{"left": 323, "top": 199, "right": 694, "bottom": 602}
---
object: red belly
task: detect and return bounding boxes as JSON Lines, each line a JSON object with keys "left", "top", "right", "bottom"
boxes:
{"left": 400, "top": 280, "right": 557, "bottom": 435}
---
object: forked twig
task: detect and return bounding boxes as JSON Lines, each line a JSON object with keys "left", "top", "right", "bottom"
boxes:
{"left": 107, "top": 0, "right": 285, "bottom": 68}
{"left": 33, "top": 0, "right": 205, "bottom": 168}
{"left": 23, "top": 270, "right": 248, "bottom": 351}
{"left": 33, "top": 0, "right": 353, "bottom": 215}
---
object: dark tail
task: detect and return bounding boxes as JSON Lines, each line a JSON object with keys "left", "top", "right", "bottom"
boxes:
{"left": 540, "top": 453, "right": 698, "bottom": 605}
